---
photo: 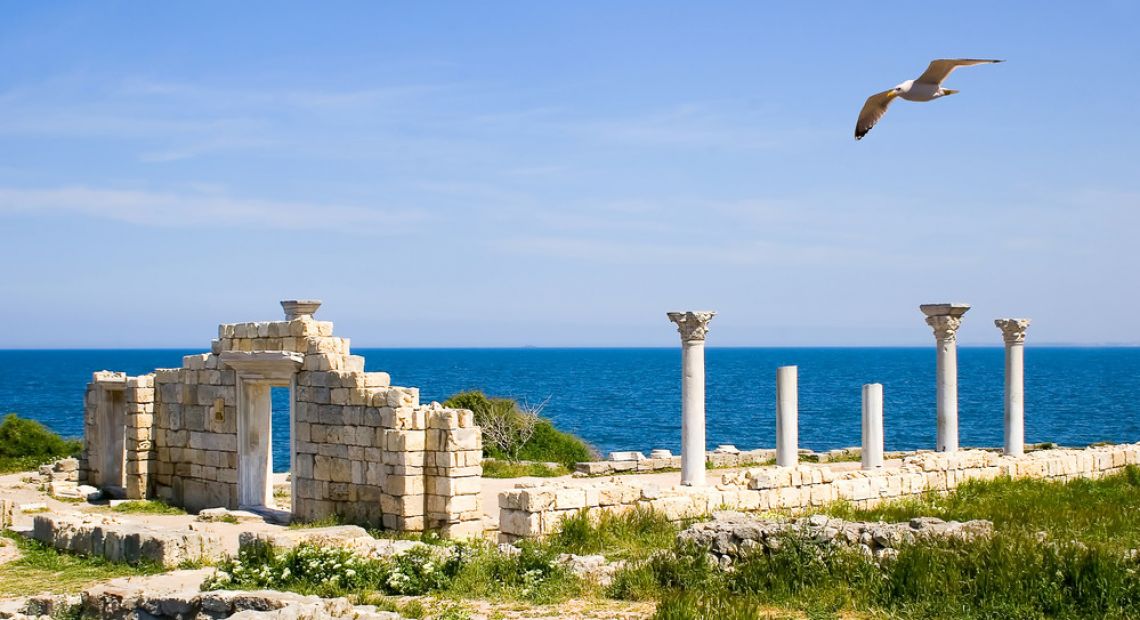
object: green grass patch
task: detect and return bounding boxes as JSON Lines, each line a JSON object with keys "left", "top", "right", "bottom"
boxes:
{"left": 612, "top": 466, "right": 1140, "bottom": 619}
{"left": 823, "top": 465, "right": 1140, "bottom": 547}
{"left": 481, "top": 459, "right": 570, "bottom": 479}
{"left": 0, "top": 531, "right": 161, "bottom": 597}
{"left": 108, "top": 500, "right": 186, "bottom": 516}
{"left": 548, "top": 506, "right": 680, "bottom": 561}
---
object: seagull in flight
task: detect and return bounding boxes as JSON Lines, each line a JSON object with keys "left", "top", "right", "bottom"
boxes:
{"left": 855, "top": 58, "right": 1004, "bottom": 140}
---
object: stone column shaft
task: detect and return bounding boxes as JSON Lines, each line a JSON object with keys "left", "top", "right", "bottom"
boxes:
{"left": 996, "top": 318, "right": 1030, "bottom": 457}
{"left": 776, "top": 366, "right": 798, "bottom": 467}
{"left": 667, "top": 311, "right": 715, "bottom": 486}
{"left": 861, "top": 383, "right": 884, "bottom": 470}
{"left": 921, "top": 304, "right": 969, "bottom": 453}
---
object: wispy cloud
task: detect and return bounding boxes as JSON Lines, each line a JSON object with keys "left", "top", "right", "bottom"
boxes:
{"left": 0, "top": 185, "right": 428, "bottom": 233}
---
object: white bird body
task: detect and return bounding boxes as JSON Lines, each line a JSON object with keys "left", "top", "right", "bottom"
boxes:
{"left": 895, "top": 80, "right": 946, "bottom": 102}
{"left": 855, "top": 58, "right": 1003, "bottom": 140}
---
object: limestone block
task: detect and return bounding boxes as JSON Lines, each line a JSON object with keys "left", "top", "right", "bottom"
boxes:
{"left": 380, "top": 494, "right": 425, "bottom": 517}
{"left": 519, "top": 488, "right": 555, "bottom": 512}
{"left": 436, "top": 520, "right": 485, "bottom": 539}
{"left": 380, "top": 407, "right": 426, "bottom": 430}
{"left": 386, "top": 475, "right": 424, "bottom": 496}
{"left": 575, "top": 462, "right": 612, "bottom": 475}
{"left": 428, "top": 493, "right": 479, "bottom": 515}
{"left": 388, "top": 388, "right": 420, "bottom": 409}
{"left": 188, "top": 432, "right": 237, "bottom": 453}
{"left": 427, "top": 475, "right": 482, "bottom": 497}
{"left": 554, "top": 488, "right": 587, "bottom": 510}
{"left": 385, "top": 429, "right": 426, "bottom": 452}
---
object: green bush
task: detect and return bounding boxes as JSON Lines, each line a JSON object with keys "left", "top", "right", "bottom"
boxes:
{"left": 0, "top": 414, "right": 81, "bottom": 473}
{"left": 443, "top": 391, "right": 595, "bottom": 467}
{"left": 515, "top": 420, "right": 594, "bottom": 467}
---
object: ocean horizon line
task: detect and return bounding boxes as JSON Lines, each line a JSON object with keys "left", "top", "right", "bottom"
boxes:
{"left": 1, "top": 343, "right": 1139, "bottom": 352}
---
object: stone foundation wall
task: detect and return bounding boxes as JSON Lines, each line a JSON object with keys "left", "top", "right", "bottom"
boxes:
{"left": 31, "top": 513, "right": 221, "bottom": 568}
{"left": 498, "top": 443, "right": 1140, "bottom": 541}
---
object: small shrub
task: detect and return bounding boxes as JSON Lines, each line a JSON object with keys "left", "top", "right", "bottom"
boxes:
{"left": 0, "top": 414, "right": 81, "bottom": 473}
{"left": 204, "top": 542, "right": 383, "bottom": 597}
{"left": 448, "top": 540, "right": 581, "bottom": 603}
{"left": 384, "top": 545, "right": 453, "bottom": 595}
{"left": 443, "top": 391, "right": 595, "bottom": 467}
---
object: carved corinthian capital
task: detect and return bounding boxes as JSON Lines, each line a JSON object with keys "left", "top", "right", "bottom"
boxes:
{"left": 667, "top": 311, "right": 716, "bottom": 342}
{"left": 995, "top": 318, "right": 1031, "bottom": 345}
{"left": 926, "top": 315, "right": 964, "bottom": 342}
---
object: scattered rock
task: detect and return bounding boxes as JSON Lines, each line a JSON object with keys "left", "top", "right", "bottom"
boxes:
{"left": 558, "top": 553, "right": 625, "bottom": 587}
{"left": 680, "top": 511, "right": 993, "bottom": 566}
{"left": 48, "top": 481, "right": 101, "bottom": 501}
{"left": 17, "top": 502, "right": 47, "bottom": 513}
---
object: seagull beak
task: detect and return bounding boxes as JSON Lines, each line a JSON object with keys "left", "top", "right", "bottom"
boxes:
{"left": 886, "top": 90, "right": 898, "bottom": 99}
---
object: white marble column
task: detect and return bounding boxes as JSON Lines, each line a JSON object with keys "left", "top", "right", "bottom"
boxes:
{"left": 995, "top": 318, "right": 1030, "bottom": 457}
{"left": 667, "top": 311, "right": 716, "bottom": 486}
{"left": 920, "top": 304, "right": 970, "bottom": 453}
{"left": 862, "top": 383, "right": 884, "bottom": 470}
{"left": 776, "top": 366, "right": 798, "bottom": 467}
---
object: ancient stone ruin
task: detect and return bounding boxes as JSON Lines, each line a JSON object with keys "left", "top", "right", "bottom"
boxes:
{"left": 78, "top": 300, "right": 483, "bottom": 537}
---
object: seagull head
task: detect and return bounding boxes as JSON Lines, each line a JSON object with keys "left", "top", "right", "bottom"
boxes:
{"left": 890, "top": 80, "right": 914, "bottom": 97}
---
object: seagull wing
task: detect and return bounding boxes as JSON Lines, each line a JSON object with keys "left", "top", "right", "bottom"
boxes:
{"left": 915, "top": 58, "right": 1003, "bottom": 86}
{"left": 855, "top": 90, "right": 897, "bottom": 140}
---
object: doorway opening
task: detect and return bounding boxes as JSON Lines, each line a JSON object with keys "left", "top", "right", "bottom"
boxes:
{"left": 270, "top": 386, "right": 292, "bottom": 511}
{"left": 237, "top": 379, "right": 294, "bottom": 517}
{"left": 98, "top": 387, "right": 127, "bottom": 495}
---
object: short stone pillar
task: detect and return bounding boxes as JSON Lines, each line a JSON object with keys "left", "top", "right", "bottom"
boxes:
{"left": 775, "top": 366, "right": 798, "bottom": 467}
{"left": 667, "top": 311, "right": 716, "bottom": 486}
{"left": 995, "top": 318, "right": 1031, "bottom": 457}
{"left": 920, "top": 303, "right": 970, "bottom": 453}
{"left": 861, "top": 383, "right": 884, "bottom": 470}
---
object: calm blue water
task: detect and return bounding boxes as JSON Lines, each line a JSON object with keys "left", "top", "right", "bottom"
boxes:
{"left": 1, "top": 348, "right": 1138, "bottom": 472}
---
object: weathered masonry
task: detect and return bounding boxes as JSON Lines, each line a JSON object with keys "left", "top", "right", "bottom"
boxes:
{"left": 79, "top": 300, "right": 484, "bottom": 537}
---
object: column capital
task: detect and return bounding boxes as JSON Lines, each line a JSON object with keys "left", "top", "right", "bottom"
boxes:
{"left": 920, "top": 303, "right": 970, "bottom": 342}
{"left": 925, "top": 315, "right": 964, "bottom": 342}
{"left": 995, "top": 318, "right": 1031, "bottom": 345}
{"left": 667, "top": 311, "right": 716, "bottom": 342}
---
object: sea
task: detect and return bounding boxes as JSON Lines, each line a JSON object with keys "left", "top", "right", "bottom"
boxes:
{"left": 1, "top": 348, "right": 1137, "bottom": 472}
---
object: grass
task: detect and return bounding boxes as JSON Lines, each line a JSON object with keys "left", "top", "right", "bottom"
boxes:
{"left": 547, "top": 506, "right": 681, "bottom": 561}
{"left": 201, "top": 468, "right": 1140, "bottom": 618}
{"left": 481, "top": 459, "right": 570, "bottom": 479}
{"left": 107, "top": 499, "right": 186, "bottom": 516}
{"left": 0, "top": 531, "right": 161, "bottom": 597}
{"left": 610, "top": 466, "right": 1140, "bottom": 619}
{"left": 822, "top": 465, "right": 1140, "bottom": 547}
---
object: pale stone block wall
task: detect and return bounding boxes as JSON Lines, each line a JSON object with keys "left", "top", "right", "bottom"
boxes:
{"left": 81, "top": 305, "right": 484, "bottom": 537}
{"left": 79, "top": 371, "right": 155, "bottom": 499}
{"left": 498, "top": 443, "right": 1140, "bottom": 541}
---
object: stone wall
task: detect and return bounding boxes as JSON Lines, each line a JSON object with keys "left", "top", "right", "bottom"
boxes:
{"left": 80, "top": 302, "right": 483, "bottom": 536}
{"left": 498, "top": 443, "right": 1140, "bottom": 541}
{"left": 79, "top": 372, "right": 156, "bottom": 499}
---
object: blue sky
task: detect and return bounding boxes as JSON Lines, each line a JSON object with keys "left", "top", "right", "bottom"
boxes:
{"left": 1, "top": 2, "right": 1137, "bottom": 347}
